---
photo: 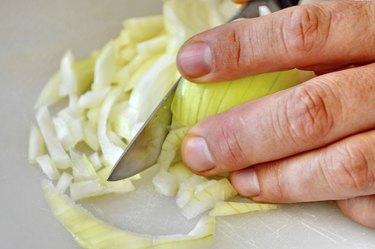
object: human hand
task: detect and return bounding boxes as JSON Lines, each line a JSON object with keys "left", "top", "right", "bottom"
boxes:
{"left": 177, "top": 1, "right": 375, "bottom": 228}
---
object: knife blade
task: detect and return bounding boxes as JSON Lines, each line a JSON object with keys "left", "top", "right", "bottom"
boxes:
{"left": 107, "top": 79, "right": 180, "bottom": 181}
{"left": 108, "top": 0, "right": 296, "bottom": 181}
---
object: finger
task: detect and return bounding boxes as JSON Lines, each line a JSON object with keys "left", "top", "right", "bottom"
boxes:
{"left": 181, "top": 64, "right": 375, "bottom": 175}
{"left": 337, "top": 196, "right": 375, "bottom": 229}
{"left": 307, "top": 63, "right": 369, "bottom": 76}
{"left": 230, "top": 129, "right": 375, "bottom": 202}
{"left": 176, "top": 1, "right": 375, "bottom": 82}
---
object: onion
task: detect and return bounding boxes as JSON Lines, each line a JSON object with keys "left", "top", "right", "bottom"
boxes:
{"left": 209, "top": 202, "right": 279, "bottom": 217}
{"left": 28, "top": 125, "right": 46, "bottom": 164}
{"left": 152, "top": 169, "right": 179, "bottom": 196}
{"left": 43, "top": 181, "right": 215, "bottom": 249}
{"left": 36, "top": 107, "right": 71, "bottom": 169}
{"left": 36, "top": 155, "right": 60, "bottom": 180}
{"left": 56, "top": 172, "right": 73, "bottom": 194}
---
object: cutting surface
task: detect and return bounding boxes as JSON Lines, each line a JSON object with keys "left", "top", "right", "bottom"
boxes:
{"left": 1, "top": 1, "right": 374, "bottom": 248}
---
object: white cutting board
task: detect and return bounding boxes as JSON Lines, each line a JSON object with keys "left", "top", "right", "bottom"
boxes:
{"left": 1, "top": 1, "right": 374, "bottom": 248}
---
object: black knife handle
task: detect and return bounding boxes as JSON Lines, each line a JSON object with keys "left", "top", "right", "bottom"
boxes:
{"left": 278, "top": 0, "right": 299, "bottom": 9}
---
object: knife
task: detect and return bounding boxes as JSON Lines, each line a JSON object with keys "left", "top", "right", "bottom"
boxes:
{"left": 108, "top": 0, "right": 299, "bottom": 181}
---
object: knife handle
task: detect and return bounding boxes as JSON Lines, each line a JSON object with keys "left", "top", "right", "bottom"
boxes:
{"left": 277, "top": 0, "right": 299, "bottom": 9}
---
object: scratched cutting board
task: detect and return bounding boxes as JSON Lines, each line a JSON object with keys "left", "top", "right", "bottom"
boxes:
{"left": 1, "top": 1, "right": 374, "bottom": 248}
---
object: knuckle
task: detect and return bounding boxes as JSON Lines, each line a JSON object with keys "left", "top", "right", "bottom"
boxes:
{"left": 281, "top": 5, "right": 332, "bottom": 54}
{"left": 210, "top": 23, "right": 253, "bottom": 78}
{"left": 329, "top": 144, "right": 373, "bottom": 194}
{"left": 228, "top": 24, "right": 252, "bottom": 70}
{"left": 229, "top": 28, "right": 243, "bottom": 68}
{"left": 214, "top": 114, "right": 248, "bottom": 169}
{"left": 283, "top": 84, "right": 334, "bottom": 145}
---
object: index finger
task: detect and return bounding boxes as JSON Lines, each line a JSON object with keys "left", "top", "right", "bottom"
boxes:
{"left": 177, "top": 1, "right": 375, "bottom": 82}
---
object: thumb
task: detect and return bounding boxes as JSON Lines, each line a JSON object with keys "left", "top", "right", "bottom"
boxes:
{"left": 176, "top": 1, "right": 375, "bottom": 82}
{"left": 181, "top": 100, "right": 263, "bottom": 175}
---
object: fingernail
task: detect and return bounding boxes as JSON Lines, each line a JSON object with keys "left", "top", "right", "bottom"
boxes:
{"left": 177, "top": 42, "right": 212, "bottom": 78}
{"left": 231, "top": 168, "right": 260, "bottom": 197}
{"left": 182, "top": 136, "right": 215, "bottom": 172}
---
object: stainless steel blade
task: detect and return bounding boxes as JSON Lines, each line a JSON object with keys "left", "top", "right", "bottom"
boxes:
{"left": 108, "top": 80, "right": 180, "bottom": 181}
{"left": 108, "top": 0, "right": 286, "bottom": 181}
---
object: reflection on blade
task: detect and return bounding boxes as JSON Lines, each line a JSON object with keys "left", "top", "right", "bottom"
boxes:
{"left": 108, "top": 80, "right": 179, "bottom": 181}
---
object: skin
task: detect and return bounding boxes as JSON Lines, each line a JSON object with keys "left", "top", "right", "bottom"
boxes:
{"left": 177, "top": 0, "right": 375, "bottom": 229}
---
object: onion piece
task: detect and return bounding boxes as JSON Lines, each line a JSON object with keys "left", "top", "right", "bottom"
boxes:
{"left": 108, "top": 100, "right": 129, "bottom": 122}
{"left": 86, "top": 107, "right": 100, "bottom": 124}
{"left": 53, "top": 116, "right": 75, "bottom": 150}
{"left": 92, "top": 43, "right": 117, "bottom": 90}
{"left": 103, "top": 179, "right": 135, "bottom": 195}
{"left": 36, "top": 107, "right": 71, "bottom": 169}
{"left": 181, "top": 178, "right": 237, "bottom": 220}
{"left": 168, "top": 162, "right": 193, "bottom": 183}
{"left": 194, "top": 180, "right": 217, "bottom": 194}
{"left": 69, "top": 168, "right": 135, "bottom": 200}
{"left": 97, "top": 166, "right": 141, "bottom": 182}
{"left": 57, "top": 108, "right": 84, "bottom": 146}
{"left": 43, "top": 181, "right": 215, "bottom": 249}
{"left": 36, "top": 155, "right": 60, "bottom": 180}
{"left": 75, "top": 57, "right": 96, "bottom": 95}
{"left": 119, "top": 44, "right": 137, "bottom": 64}
{"left": 209, "top": 202, "right": 279, "bottom": 217}
{"left": 98, "top": 88, "right": 124, "bottom": 167}
{"left": 59, "top": 53, "right": 96, "bottom": 96}
{"left": 123, "top": 15, "right": 164, "bottom": 43}
{"left": 56, "top": 172, "right": 73, "bottom": 194}
{"left": 88, "top": 153, "right": 103, "bottom": 171}
{"left": 77, "top": 87, "right": 110, "bottom": 109}
{"left": 117, "top": 29, "right": 132, "bottom": 47}
{"left": 163, "top": 0, "right": 235, "bottom": 52}
{"left": 113, "top": 105, "right": 137, "bottom": 141}
{"left": 83, "top": 121, "right": 100, "bottom": 151}
{"left": 110, "top": 101, "right": 131, "bottom": 141}
{"left": 34, "top": 71, "right": 63, "bottom": 109}
{"left": 127, "top": 54, "right": 178, "bottom": 122}
{"left": 152, "top": 169, "right": 179, "bottom": 197}
{"left": 59, "top": 51, "right": 78, "bottom": 96}
{"left": 136, "top": 34, "right": 168, "bottom": 55}
{"left": 108, "top": 130, "right": 126, "bottom": 149}
{"left": 176, "top": 175, "right": 206, "bottom": 208}
{"left": 28, "top": 125, "right": 46, "bottom": 164}
{"left": 112, "top": 115, "right": 131, "bottom": 141}
{"left": 70, "top": 179, "right": 113, "bottom": 201}
{"left": 157, "top": 128, "right": 188, "bottom": 170}
{"left": 115, "top": 53, "right": 161, "bottom": 92}
{"left": 70, "top": 150, "right": 97, "bottom": 181}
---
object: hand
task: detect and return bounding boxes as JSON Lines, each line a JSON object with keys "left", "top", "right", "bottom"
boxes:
{"left": 177, "top": 1, "right": 375, "bottom": 228}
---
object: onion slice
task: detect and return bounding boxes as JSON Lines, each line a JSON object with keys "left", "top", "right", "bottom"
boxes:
{"left": 209, "top": 202, "right": 279, "bottom": 217}
{"left": 98, "top": 88, "right": 124, "bottom": 167}
{"left": 36, "top": 107, "right": 71, "bottom": 169}
{"left": 56, "top": 172, "right": 73, "bottom": 194}
{"left": 28, "top": 125, "right": 46, "bottom": 164}
{"left": 43, "top": 181, "right": 215, "bottom": 249}
{"left": 36, "top": 155, "right": 60, "bottom": 180}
